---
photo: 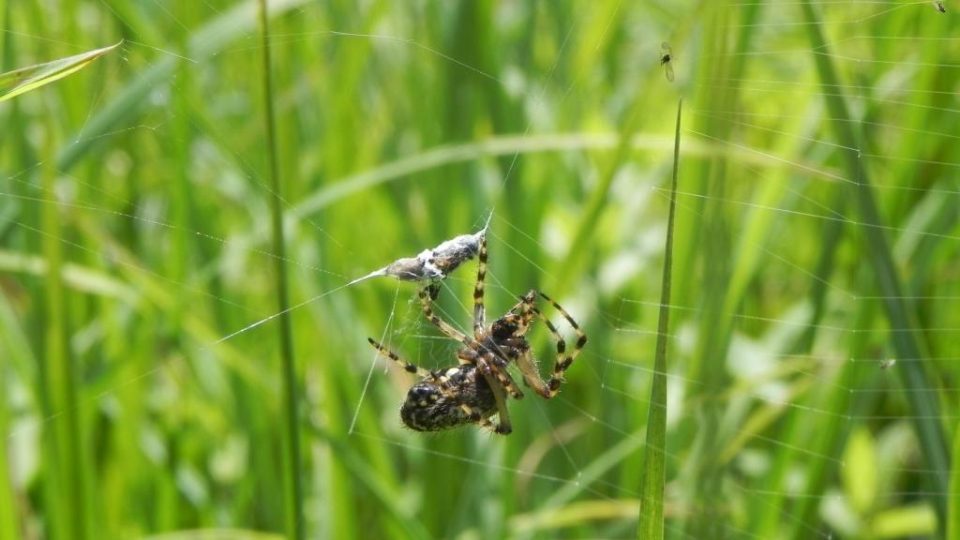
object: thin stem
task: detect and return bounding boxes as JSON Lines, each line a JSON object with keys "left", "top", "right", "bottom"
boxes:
{"left": 257, "top": 1, "right": 304, "bottom": 538}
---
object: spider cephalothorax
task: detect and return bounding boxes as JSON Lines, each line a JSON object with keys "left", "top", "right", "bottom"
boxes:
{"left": 368, "top": 236, "right": 586, "bottom": 435}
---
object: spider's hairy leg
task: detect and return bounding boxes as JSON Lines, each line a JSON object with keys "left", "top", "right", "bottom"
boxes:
{"left": 367, "top": 337, "right": 433, "bottom": 377}
{"left": 458, "top": 402, "right": 511, "bottom": 435}
{"left": 516, "top": 349, "right": 552, "bottom": 399}
{"left": 513, "top": 290, "right": 539, "bottom": 332}
{"left": 475, "top": 366, "right": 513, "bottom": 435}
{"left": 517, "top": 309, "right": 569, "bottom": 398}
{"left": 478, "top": 353, "right": 525, "bottom": 400}
{"left": 526, "top": 292, "right": 588, "bottom": 398}
{"left": 459, "top": 348, "right": 524, "bottom": 399}
{"left": 472, "top": 233, "right": 488, "bottom": 337}
{"left": 417, "top": 287, "right": 472, "bottom": 346}
{"left": 494, "top": 367, "right": 524, "bottom": 400}
{"left": 458, "top": 403, "right": 497, "bottom": 433}
{"left": 426, "top": 282, "right": 441, "bottom": 301}
{"left": 487, "top": 290, "right": 536, "bottom": 339}
{"left": 538, "top": 291, "right": 587, "bottom": 394}
{"left": 537, "top": 291, "right": 587, "bottom": 351}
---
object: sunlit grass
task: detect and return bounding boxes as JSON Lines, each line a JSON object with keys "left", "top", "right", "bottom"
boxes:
{"left": 2, "top": 2, "right": 958, "bottom": 539}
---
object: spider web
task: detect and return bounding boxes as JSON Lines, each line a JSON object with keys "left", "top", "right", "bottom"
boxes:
{"left": 2, "top": 1, "right": 959, "bottom": 538}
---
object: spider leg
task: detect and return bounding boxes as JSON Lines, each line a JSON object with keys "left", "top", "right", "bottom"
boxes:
{"left": 442, "top": 353, "right": 514, "bottom": 434}
{"left": 474, "top": 365, "right": 513, "bottom": 435}
{"left": 515, "top": 349, "right": 552, "bottom": 399}
{"left": 509, "top": 290, "right": 539, "bottom": 333}
{"left": 418, "top": 287, "right": 473, "bottom": 346}
{"left": 367, "top": 337, "right": 434, "bottom": 378}
{"left": 458, "top": 402, "right": 510, "bottom": 435}
{"left": 537, "top": 291, "right": 587, "bottom": 352}
{"left": 425, "top": 281, "right": 441, "bottom": 301}
{"left": 519, "top": 292, "right": 588, "bottom": 398}
{"left": 478, "top": 353, "right": 524, "bottom": 400}
{"left": 472, "top": 234, "right": 488, "bottom": 337}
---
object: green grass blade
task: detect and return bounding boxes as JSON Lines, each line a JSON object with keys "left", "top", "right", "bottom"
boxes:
{"left": 257, "top": 2, "right": 304, "bottom": 538}
{"left": 637, "top": 99, "right": 681, "bottom": 540}
{"left": 950, "top": 428, "right": 960, "bottom": 540}
{"left": 54, "top": 0, "right": 309, "bottom": 173}
{"left": 39, "top": 129, "right": 89, "bottom": 540}
{"left": 0, "top": 41, "right": 119, "bottom": 103}
{"left": 799, "top": 0, "right": 950, "bottom": 525}
{"left": 0, "top": 299, "right": 22, "bottom": 540}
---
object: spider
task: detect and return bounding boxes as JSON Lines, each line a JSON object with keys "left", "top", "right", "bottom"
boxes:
{"left": 367, "top": 236, "right": 587, "bottom": 435}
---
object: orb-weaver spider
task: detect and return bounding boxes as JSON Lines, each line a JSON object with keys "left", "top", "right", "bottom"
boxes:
{"left": 368, "top": 236, "right": 586, "bottom": 435}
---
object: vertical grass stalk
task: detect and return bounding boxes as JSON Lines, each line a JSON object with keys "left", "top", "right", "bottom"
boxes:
{"left": 638, "top": 99, "right": 682, "bottom": 540}
{"left": 799, "top": 0, "right": 949, "bottom": 524}
{"left": 949, "top": 428, "right": 960, "bottom": 539}
{"left": 257, "top": 2, "right": 304, "bottom": 538}
{"left": 0, "top": 344, "right": 16, "bottom": 540}
{"left": 0, "top": 6, "right": 21, "bottom": 538}
{"left": 40, "top": 125, "right": 89, "bottom": 540}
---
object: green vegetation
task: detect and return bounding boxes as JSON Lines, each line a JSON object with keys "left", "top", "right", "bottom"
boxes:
{"left": 2, "top": 2, "right": 957, "bottom": 539}
{"left": 638, "top": 100, "right": 681, "bottom": 540}
{"left": 0, "top": 42, "right": 120, "bottom": 103}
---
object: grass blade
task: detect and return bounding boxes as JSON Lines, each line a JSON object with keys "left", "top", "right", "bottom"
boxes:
{"left": 0, "top": 41, "right": 119, "bottom": 103}
{"left": 0, "top": 297, "right": 24, "bottom": 540}
{"left": 38, "top": 129, "right": 90, "bottom": 540}
{"left": 257, "top": 2, "right": 303, "bottom": 538}
{"left": 799, "top": 0, "right": 950, "bottom": 525}
{"left": 53, "top": 0, "right": 310, "bottom": 173}
{"left": 950, "top": 428, "right": 960, "bottom": 540}
{"left": 637, "top": 99, "right": 682, "bottom": 540}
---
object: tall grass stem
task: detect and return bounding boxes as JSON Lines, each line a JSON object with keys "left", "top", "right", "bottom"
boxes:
{"left": 257, "top": 1, "right": 304, "bottom": 538}
{"left": 799, "top": 0, "right": 949, "bottom": 525}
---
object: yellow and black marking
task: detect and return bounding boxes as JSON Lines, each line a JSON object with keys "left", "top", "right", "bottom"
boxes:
{"left": 477, "top": 354, "right": 524, "bottom": 400}
{"left": 367, "top": 337, "right": 432, "bottom": 377}
{"left": 536, "top": 291, "right": 588, "bottom": 396}
{"left": 418, "top": 286, "right": 472, "bottom": 346}
{"left": 398, "top": 364, "right": 499, "bottom": 432}
{"left": 472, "top": 235, "right": 489, "bottom": 335}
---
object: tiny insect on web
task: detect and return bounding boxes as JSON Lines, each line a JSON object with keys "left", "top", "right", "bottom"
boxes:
{"left": 366, "top": 234, "right": 587, "bottom": 435}
{"left": 660, "top": 41, "right": 674, "bottom": 82}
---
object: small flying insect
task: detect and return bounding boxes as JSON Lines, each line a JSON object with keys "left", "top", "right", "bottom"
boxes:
{"left": 880, "top": 358, "right": 897, "bottom": 369}
{"left": 934, "top": 1, "right": 947, "bottom": 13}
{"left": 660, "top": 42, "right": 675, "bottom": 82}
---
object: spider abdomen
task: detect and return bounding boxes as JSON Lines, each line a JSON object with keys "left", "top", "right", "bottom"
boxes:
{"left": 400, "top": 365, "right": 496, "bottom": 432}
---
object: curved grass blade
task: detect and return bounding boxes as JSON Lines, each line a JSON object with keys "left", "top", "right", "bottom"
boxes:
{"left": 0, "top": 41, "right": 120, "bottom": 103}
{"left": 637, "top": 99, "right": 682, "bottom": 540}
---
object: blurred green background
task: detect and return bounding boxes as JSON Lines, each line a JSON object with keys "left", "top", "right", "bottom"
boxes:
{"left": 2, "top": 1, "right": 959, "bottom": 538}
